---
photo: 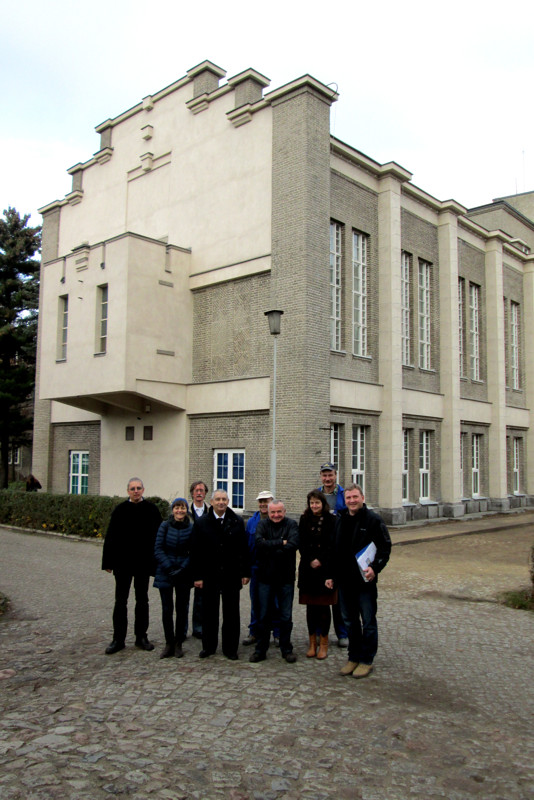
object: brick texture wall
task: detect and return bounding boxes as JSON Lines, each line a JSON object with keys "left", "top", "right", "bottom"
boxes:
{"left": 50, "top": 422, "right": 101, "bottom": 495}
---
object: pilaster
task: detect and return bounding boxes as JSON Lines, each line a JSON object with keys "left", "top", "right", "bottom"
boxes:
{"left": 485, "top": 235, "right": 509, "bottom": 505}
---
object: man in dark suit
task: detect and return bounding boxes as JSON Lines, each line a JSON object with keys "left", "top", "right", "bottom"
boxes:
{"left": 191, "top": 489, "right": 250, "bottom": 660}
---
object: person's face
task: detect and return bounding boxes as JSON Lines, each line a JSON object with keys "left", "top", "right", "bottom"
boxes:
{"left": 320, "top": 470, "right": 337, "bottom": 492}
{"left": 345, "top": 488, "right": 364, "bottom": 515}
{"left": 258, "top": 497, "right": 272, "bottom": 514}
{"left": 212, "top": 491, "right": 229, "bottom": 516}
{"left": 309, "top": 497, "right": 324, "bottom": 516}
{"left": 173, "top": 503, "right": 188, "bottom": 521}
{"left": 127, "top": 481, "right": 144, "bottom": 503}
{"left": 192, "top": 484, "right": 206, "bottom": 505}
{"left": 268, "top": 503, "right": 285, "bottom": 522}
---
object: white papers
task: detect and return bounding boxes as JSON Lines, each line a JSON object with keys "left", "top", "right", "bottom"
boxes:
{"left": 356, "top": 542, "right": 377, "bottom": 581}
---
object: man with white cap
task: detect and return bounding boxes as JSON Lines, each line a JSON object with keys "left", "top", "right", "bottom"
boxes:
{"left": 242, "top": 490, "right": 273, "bottom": 646}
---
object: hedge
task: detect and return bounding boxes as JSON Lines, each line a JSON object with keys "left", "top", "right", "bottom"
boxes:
{"left": 0, "top": 491, "right": 170, "bottom": 539}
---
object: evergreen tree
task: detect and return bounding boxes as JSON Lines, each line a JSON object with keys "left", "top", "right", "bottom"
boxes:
{"left": 0, "top": 208, "right": 41, "bottom": 488}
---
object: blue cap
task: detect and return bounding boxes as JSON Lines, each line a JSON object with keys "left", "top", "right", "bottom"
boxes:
{"left": 172, "top": 497, "right": 189, "bottom": 511}
{"left": 320, "top": 462, "right": 336, "bottom": 472}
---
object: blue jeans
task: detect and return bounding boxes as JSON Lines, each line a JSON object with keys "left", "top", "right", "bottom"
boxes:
{"left": 338, "top": 581, "right": 378, "bottom": 665}
{"left": 256, "top": 582, "right": 294, "bottom": 655}
{"left": 249, "top": 568, "right": 280, "bottom": 638}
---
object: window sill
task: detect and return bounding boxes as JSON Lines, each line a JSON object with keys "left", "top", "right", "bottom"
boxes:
{"left": 94, "top": 351, "right": 106, "bottom": 357}
{"left": 402, "top": 364, "right": 415, "bottom": 370}
{"left": 418, "top": 367, "right": 436, "bottom": 374}
{"left": 352, "top": 353, "right": 372, "bottom": 362}
{"left": 330, "top": 349, "right": 346, "bottom": 356}
{"left": 55, "top": 358, "right": 66, "bottom": 363}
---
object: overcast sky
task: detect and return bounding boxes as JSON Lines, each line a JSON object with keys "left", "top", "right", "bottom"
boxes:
{"left": 3, "top": 0, "right": 534, "bottom": 227}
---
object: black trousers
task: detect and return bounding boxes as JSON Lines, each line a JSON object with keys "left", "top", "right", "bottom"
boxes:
{"left": 112, "top": 571, "right": 150, "bottom": 643}
{"left": 201, "top": 580, "right": 241, "bottom": 656}
{"left": 159, "top": 583, "right": 191, "bottom": 645}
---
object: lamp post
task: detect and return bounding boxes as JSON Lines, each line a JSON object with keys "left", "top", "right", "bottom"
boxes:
{"left": 264, "top": 309, "right": 283, "bottom": 498}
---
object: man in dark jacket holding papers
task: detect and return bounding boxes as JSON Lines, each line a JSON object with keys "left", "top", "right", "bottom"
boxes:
{"left": 325, "top": 484, "right": 391, "bottom": 678}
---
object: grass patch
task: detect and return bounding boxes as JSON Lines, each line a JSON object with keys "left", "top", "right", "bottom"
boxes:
{"left": 500, "top": 589, "right": 534, "bottom": 611}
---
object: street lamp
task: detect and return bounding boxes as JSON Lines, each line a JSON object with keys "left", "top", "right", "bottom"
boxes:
{"left": 264, "top": 309, "right": 284, "bottom": 497}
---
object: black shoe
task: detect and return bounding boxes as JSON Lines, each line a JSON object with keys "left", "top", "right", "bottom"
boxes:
{"left": 249, "top": 651, "right": 266, "bottom": 663}
{"left": 174, "top": 644, "right": 184, "bottom": 658}
{"left": 283, "top": 652, "right": 297, "bottom": 663}
{"left": 242, "top": 635, "right": 257, "bottom": 646}
{"left": 160, "top": 644, "right": 175, "bottom": 659}
{"left": 224, "top": 653, "right": 238, "bottom": 661}
{"left": 135, "top": 636, "right": 154, "bottom": 651}
{"left": 105, "top": 640, "right": 125, "bottom": 655}
{"left": 199, "top": 649, "right": 214, "bottom": 658}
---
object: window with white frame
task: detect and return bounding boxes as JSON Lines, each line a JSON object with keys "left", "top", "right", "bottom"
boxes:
{"left": 418, "top": 261, "right": 431, "bottom": 369}
{"left": 401, "top": 252, "right": 411, "bottom": 366}
{"left": 96, "top": 284, "right": 108, "bottom": 354}
{"left": 471, "top": 434, "right": 481, "bottom": 497}
{"left": 330, "top": 222, "right": 342, "bottom": 351}
{"left": 513, "top": 437, "right": 521, "bottom": 494}
{"left": 458, "top": 278, "right": 465, "bottom": 377}
{"left": 214, "top": 449, "right": 245, "bottom": 511}
{"left": 460, "top": 432, "right": 467, "bottom": 497}
{"left": 510, "top": 301, "right": 520, "bottom": 390}
{"left": 330, "top": 424, "right": 340, "bottom": 471}
{"left": 352, "top": 232, "right": 368, "bottom": 357}
{"left": 419, "top": 430, "right": 430, "bottom": 500}
{"left": 70, "top": 451, "right": 89, "bottom": 495}
{"left": 351, "top": 425, "right": 365, "bottom": 491}
{"left": 402, "top": 429, "right": 409, "bottom": 502}
{"left": 469, "top": 283, "right": 480, "bottom": 381}
{"left": 8, "top": 447, "right": 21, "bottom": 466}
{"left": 57, "top": 295, "right": 69, "bottom": 361}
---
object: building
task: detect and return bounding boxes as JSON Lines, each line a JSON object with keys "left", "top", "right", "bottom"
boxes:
{"left": 34, "top": 59, "right": 534, "bottom": 522}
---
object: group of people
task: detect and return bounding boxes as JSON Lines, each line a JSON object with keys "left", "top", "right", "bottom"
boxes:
{"left": 102, "top": 462, "right": 392, "bottom": 679}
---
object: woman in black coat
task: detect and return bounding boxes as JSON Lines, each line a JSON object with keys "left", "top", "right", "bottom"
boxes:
{"left": 298, "top": 490, "right": 337, "bottom": 660}
{"left": 154, "top": 498, "right": 194, "bottom": 659}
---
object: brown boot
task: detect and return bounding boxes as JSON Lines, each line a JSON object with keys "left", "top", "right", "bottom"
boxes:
{"left": 306, "top": 634, "right": 317, "bottom": 658}
{"left": 316, "top": 635, "right": 329, "bottom": 660}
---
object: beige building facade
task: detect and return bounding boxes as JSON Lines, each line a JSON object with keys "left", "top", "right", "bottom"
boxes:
{"left": 34, "top": 60, "right": 534, "bottom": 522}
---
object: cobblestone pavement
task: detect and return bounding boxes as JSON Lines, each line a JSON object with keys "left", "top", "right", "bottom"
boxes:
{"left": 0, "top": 518, "right": 533, "bottom": 800}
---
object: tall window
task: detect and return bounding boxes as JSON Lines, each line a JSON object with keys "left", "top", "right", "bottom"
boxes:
{"left": 469, "top": 283, "right": 480, "bottom": 381}
{"left": 351, "top": 425, "right": 365, "bottom": 491}
{"left": 402, "top": 429, "right": 409, "bottom": 502}
{"left": 330, "top": 424, "right": 340, "bottom": 471}
{"left": 57, "top": 295, "right": 69, "bottom": 361}
{"left": 330, "top": 222, "right": 342, "bottom": 351}
{"left": 419, "top": 431, "right": 430, "bottom": 500}
{"left": 8, "top": 447, "right": 21, "bottom": 466}
{"left": 70, "top": 451, "right": 89, "bottom": 495}
{"left": 418, "top": 261, "right": 431, "bottom": 369}
{"left": 513, "top": 437, "right": 521, "bottom": 494}
{"left": 460, "top": 432, "right": 467, "bottom": 497}
{"left": 458, "top": 278, "right": 465, "bottom": 377}
{"left": 471, "top": 434, "right": 481, "bottom": 496}
{"left": 97, "top": 284, "right": 108, "bottom": 354}
{"left": 352, "top": 232, "right": 368, "bottom": 357}
{"left": 510, "top": 301, "right": 520, "bottom": 390}
{"left": 214, "top": 449, "right": 245, "bottom": 511}
{"left": 401, "top": 252, "right": 411, "bottom": 366}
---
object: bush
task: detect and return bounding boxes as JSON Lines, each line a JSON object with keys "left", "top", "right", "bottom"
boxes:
{"left": 0, "top": 491, "right": 170, "bottom": 539}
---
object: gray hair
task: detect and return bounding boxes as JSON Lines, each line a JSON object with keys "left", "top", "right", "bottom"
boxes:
{"left": 268, "top": 499, "right": 285, "bottom": 510}
{"left": 127, "top": 477, "right": 144, "bottom": 490}
{"left": 211, "top": 488, "right": 229, "bottom": 500}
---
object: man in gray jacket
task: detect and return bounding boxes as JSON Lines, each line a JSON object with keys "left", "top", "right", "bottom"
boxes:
{"left": 249, "top": 500, "right": 299, "bottom": 664}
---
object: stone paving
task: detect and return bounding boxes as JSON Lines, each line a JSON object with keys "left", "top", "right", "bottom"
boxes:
{"left": 0, "top": 519, "right": 533, "bottom": 800}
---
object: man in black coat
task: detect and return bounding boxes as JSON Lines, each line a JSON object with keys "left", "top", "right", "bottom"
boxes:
{"left": 326, "top": 484, "right": 391, "bottom": 679}
{"left": 249, "top": 500, "right": 299, "bottom": 664}
{"left": 102, "top": 477, "right": 162, "bottom": 654}
{"left": 191, "top": 489, "right": 250, "bottom": 660}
